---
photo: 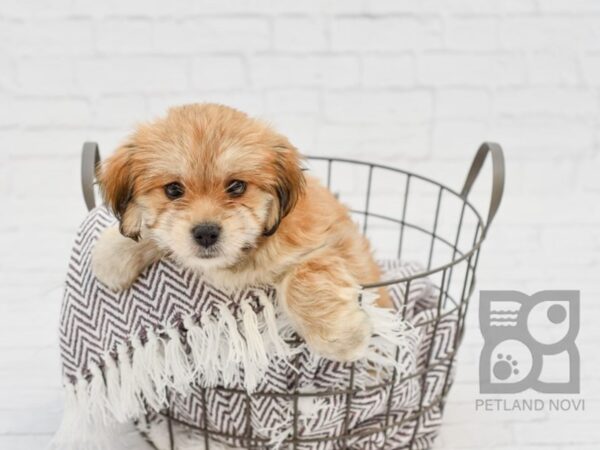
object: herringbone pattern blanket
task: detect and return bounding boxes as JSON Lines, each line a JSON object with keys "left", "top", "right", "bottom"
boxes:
{"left": 53, "top": 207, "right": 457, "bottom": 450}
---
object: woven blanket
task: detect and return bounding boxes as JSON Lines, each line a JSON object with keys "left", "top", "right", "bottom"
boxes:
{"left": 53, "top": 207, "right": 458, "bottom": 450}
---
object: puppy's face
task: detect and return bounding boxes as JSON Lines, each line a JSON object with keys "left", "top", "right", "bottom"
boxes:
{"left": 98, "top": 104, "right": 305, "bottom": 271}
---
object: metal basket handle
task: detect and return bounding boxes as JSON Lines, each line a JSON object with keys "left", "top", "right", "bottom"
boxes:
{"left": 460, "top": 142, "right": 505, "bottom": 237}
{"left": 81, "top": 141, "right": 100, "bottom": 211}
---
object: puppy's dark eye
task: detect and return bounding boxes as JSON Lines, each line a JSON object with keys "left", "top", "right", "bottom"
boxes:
{"left": 164, "top": 182, "right": 185, "bottom": 200}
{"left": 226, "top": 180, "right": 247, "bottom": 197}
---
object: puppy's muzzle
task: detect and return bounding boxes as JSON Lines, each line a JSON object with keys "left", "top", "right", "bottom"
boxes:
{"left": 192, "top": 223, "right": 221, "bottom": 248}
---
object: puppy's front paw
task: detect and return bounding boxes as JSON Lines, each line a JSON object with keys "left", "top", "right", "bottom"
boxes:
{"left": 308, "top": 308, "right": 372, "bottom": 362}
{"left": 92, "top": 227, "right": 152, "bottom": 291}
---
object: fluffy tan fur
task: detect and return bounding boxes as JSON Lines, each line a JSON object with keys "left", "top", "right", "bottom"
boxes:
{"left": 92, "top": 103, "right": 390, "bottom": 362}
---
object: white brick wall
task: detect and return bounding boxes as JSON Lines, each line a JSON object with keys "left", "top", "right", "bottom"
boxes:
{"left": 1, "top": 1, "right": 599, "bottom": 449}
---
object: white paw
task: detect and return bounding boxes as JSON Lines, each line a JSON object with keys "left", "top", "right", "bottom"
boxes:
{"left": 309, "top": 308, "right": 373, "bottom": 362}
{"left": 92, "top": 227, "right": 150, "bottom": 291}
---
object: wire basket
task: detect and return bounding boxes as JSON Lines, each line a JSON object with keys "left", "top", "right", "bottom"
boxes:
{"left": 80, "top": 141, "right": 505, "bottom": 450}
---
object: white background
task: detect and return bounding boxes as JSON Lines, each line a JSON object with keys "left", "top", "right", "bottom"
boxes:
{"left": 0, "top": 1, "right": 599, "bottom": 449}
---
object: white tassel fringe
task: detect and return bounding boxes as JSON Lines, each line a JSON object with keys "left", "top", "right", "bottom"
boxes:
{"left": 53, "top": 290, "right": 416, "bottom": 449}
{"left": 164, "top": 327, "right": 193, "bottom": 392}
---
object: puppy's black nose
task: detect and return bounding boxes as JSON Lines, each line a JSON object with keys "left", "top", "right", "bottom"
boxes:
{"left": 192, "top": 223, "right": 221, "bottom": 248}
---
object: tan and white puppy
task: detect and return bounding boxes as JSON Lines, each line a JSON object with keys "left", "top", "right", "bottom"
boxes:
{"left": 92, "top": 103, "right": 390, "bottom": 361}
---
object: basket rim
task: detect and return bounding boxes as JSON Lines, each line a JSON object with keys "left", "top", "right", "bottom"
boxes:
{"left": 80, "top": 144, "right": 495, "bottom": 289}
{"left": 305, "top": 155, "right": 486, "bottom": 289}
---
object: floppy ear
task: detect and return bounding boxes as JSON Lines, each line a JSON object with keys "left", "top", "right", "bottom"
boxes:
{"left": 97, "top": 144, "right": 143, "bottom": 241}
{"left": 263, "top": 144, "right": 306, "bottom": 236}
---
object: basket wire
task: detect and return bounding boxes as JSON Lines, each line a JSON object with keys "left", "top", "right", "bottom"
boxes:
{"left": 81, "top": 142, "right": 504, "bottom": 450}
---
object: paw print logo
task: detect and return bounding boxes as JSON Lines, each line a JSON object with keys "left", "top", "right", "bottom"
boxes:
{"left": 479, "top": 291, "right": 579, "bottom": 394}
{"left": 493, "top": 354, "right": 519, "bottom": 380}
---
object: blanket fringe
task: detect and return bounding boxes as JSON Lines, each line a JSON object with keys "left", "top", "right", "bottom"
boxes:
{"left": 88, "top": 363, "right": 109, "bottom": 425}
{"left": 217, "top": 304, "right": 245, "bottom": 385}
{"left": 49, "top": 383, "right": 117, "bottom": 450}
{"left": 240, "top": 301, "right": 269, "bottom": 389}
{"left": 104, "top": 351, "right": 127, "bottom": 422}
{"left": 257, "top": 292, "right": 292, "bottom": 357}
{"left": 53, "top": 294, "right": 290, "bottom": 448}
{"left": 131, "top": 333, "right": 164, "bottom": 411}
{"left": 116, "top": 343, "right": 144, "bottom": 420}
{"left": 164, "top": 328, "right": 193, "bottom": 392}
{"left": 53, "top": 289, "right": 417, "bottom": 449}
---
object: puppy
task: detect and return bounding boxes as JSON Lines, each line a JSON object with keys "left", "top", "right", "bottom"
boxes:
{"left": 92, "top": 103, "right": 391, "bottom": 362}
